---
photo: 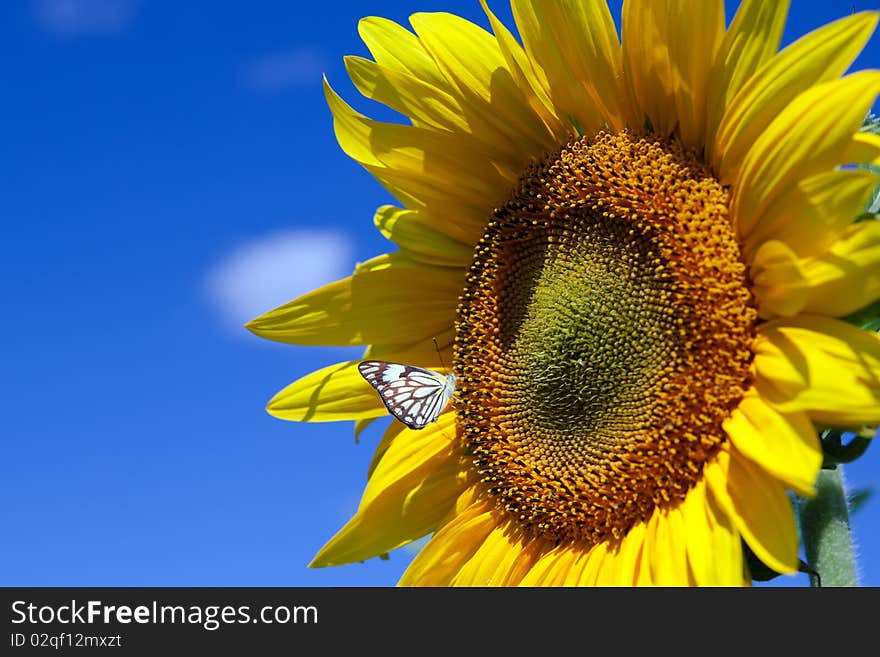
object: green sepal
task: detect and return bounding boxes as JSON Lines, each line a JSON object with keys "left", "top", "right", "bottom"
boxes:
{"left": 860, "top": 112, "right": 880, "bottom": 135}
{"left": 841, "top": 298, "right": 880, "bottom": 332}
{"left": 744, "top": 540, "right": 819, "bottom": 584}
{"left": 820, "top": 429, "right": 873, "bottom": 469}
{"left": 566, "top": 114, "right": 585, "bottom": 137}
{"left": 745, "top": 541, "right": 783, "bottom": 582}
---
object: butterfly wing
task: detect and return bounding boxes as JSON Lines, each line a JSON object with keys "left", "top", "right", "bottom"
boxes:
{"left": 358, "top": 360, "right": 455, "bottom": 430}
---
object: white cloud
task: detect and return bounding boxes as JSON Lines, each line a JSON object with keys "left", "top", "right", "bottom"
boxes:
{"left": 206, "top": 230, "right": 354, "bottom": 333}
{"left": 33, "top": 0, "right": 139, "bottom": 37}
{"left": 242, "top": 47, "right": 326, "bottom": 92}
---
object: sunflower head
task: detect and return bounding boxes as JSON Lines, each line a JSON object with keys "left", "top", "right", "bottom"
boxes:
{"left": 248, "top": 1, "right": 880, "bottom": 586}
{"left": 457, "top": 129, "right": 756, "bottom": 546}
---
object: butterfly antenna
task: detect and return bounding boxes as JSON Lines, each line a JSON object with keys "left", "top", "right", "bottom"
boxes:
{"left": 432, "top": 336, "right": 448, "bottom": 372}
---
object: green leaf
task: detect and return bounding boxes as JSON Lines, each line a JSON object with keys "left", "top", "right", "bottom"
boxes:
{"left": 849, "top": 486, "right": 874, "bottom": 515}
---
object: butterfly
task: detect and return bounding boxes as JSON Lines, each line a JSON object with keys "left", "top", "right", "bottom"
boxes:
{"left": 358, "top": 360, "right": 456, "bottom": 430}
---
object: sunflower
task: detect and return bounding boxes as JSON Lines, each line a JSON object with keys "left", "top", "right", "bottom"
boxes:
{"left": 247, "top": 1, "right": 880, "bottom": 586}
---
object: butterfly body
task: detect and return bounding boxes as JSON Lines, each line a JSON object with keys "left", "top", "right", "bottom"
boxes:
{"left": 358, "top": 360, "right": 455, "bottom": 430}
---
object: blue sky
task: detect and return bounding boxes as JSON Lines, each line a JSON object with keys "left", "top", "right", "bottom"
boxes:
{"left": 1, "top": 0, "right": 878, "bottom": 587}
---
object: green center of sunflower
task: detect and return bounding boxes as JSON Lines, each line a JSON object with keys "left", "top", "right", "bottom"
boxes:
{"left": 455, "top": 131, "right": 757, "bottom": 546}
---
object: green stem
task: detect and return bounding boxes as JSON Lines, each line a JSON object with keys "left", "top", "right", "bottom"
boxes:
{"left": 796, "top": 467, "right": 859, "bottom": 587}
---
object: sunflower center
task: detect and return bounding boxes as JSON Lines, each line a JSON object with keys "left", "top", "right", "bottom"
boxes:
{"left": 455, "top": 131, "right": 757, "bottom": 546}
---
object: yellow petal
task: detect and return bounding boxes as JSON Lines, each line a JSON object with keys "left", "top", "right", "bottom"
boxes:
{"left": 311, "top": 413, "right": 463, "bottom": 567}
{"left": 357, "top": 16, "right": 447, "bottom": 89}
{"left": 373, "top": 205, "right": 474, "bottom": 267}
{"left": 742, "top": 169, "right": 879, "bottom": 261}
{"left": 246, "top": 253, "right": 461, "bottom": 347}
{"left": 753, "top": 315, "right": 880, "bottom": 426}
{"left": 518, "top": 544, "right": 579, "bottom": 586}
{"left": 364, "top": 410, "right": 458, "bottom": 498}
{"left": 576, "top": 541, "right": 611, "bottom": 586}
{"left": 344, "top": 55, "right": 468, "bottom": 133}
{"left": 646, "top": 503, "right": 693, "bottom": 585}
{"left": 750, "top": 214, "right": 880, "bottom": 321}
{"left": 800, "top": 221, "right": 880, "bottom": 317}
{"left": 346, "top": 14, "right": 553, "bottom": 157}
{"left": 621, "top": 0, "right": 724, "bottom": 144}
{"left": 844, "top": 130, "right": 880, "bottom": 167}
{"left": 559, "top": 547, "right": 593, "bottom": 586}
{"left": 715, "top": 11, "right": 879, "bottom": 183}
{"left": 324, "top": 79, "right": 513, "bottom": 222}
{"left": 543, "top": 548, "right": 582, "bottom": 586}
{"left": 705, "top": 0, "right": 790, "bottom": 155}
{"left": 637, "top": 511, "right": 665, "bottom": 586}
{"left": 609, "top": 521, "right": 648, "bottom": 585}
{"left": 491, "top": 537, "right": 554, "bottom": 586}
{"left": 750, "top": 239, "right": 808, "bottom": 318}
{"left": 724, "top": 395, "right": 822, "bottom": 497}
{"left": 622, "top": 0, "right": 676, "bottom": 137}
{"left": 666, "top": 0, "right": 725, "bottom": 149}
{"left": 353, "top": 417, "right": 376, "bottom": 442}
{"left": 733, "top": 71, "right": 880, "bottom": 241}
{"left": 516, "top": 544, "right": 557, "bottom": 586}
{"left": 511, "top": 0, "right": 628, "bottom": 133}
{"left": 704, "top": 447, "right": 799, "bottom": 575}
{"left": 267, "top": 361, "right": 384, "bottom": 423}
{"left": 366, "top": 416, "right": 401, "bottom": 479}
{"left": 398, "top": 491, "right": 499, "bottom": 586}
{"left": 680, "top": 478, "right": 746, "bottom": 585}
{"left": 368, "top": 398, "right": 451, "bottom": 479}
{"left": 590, "top": 540, "right": 621, "bottom": 586}
{"left": 451, "top": 524, "right": 539, "bottom": 586}
{"left": 479, "top": 0, "right": 567, "bottom": 144}
{"left": 558, "top": 546, "right": 591, "bottom": 586}
{"left": 408, "top": 12, "right": 552, "bottom": 158}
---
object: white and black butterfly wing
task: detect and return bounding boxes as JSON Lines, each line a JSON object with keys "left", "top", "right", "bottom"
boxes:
{"left": 358, "top": 360, "right": 455, "bottom": 430}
